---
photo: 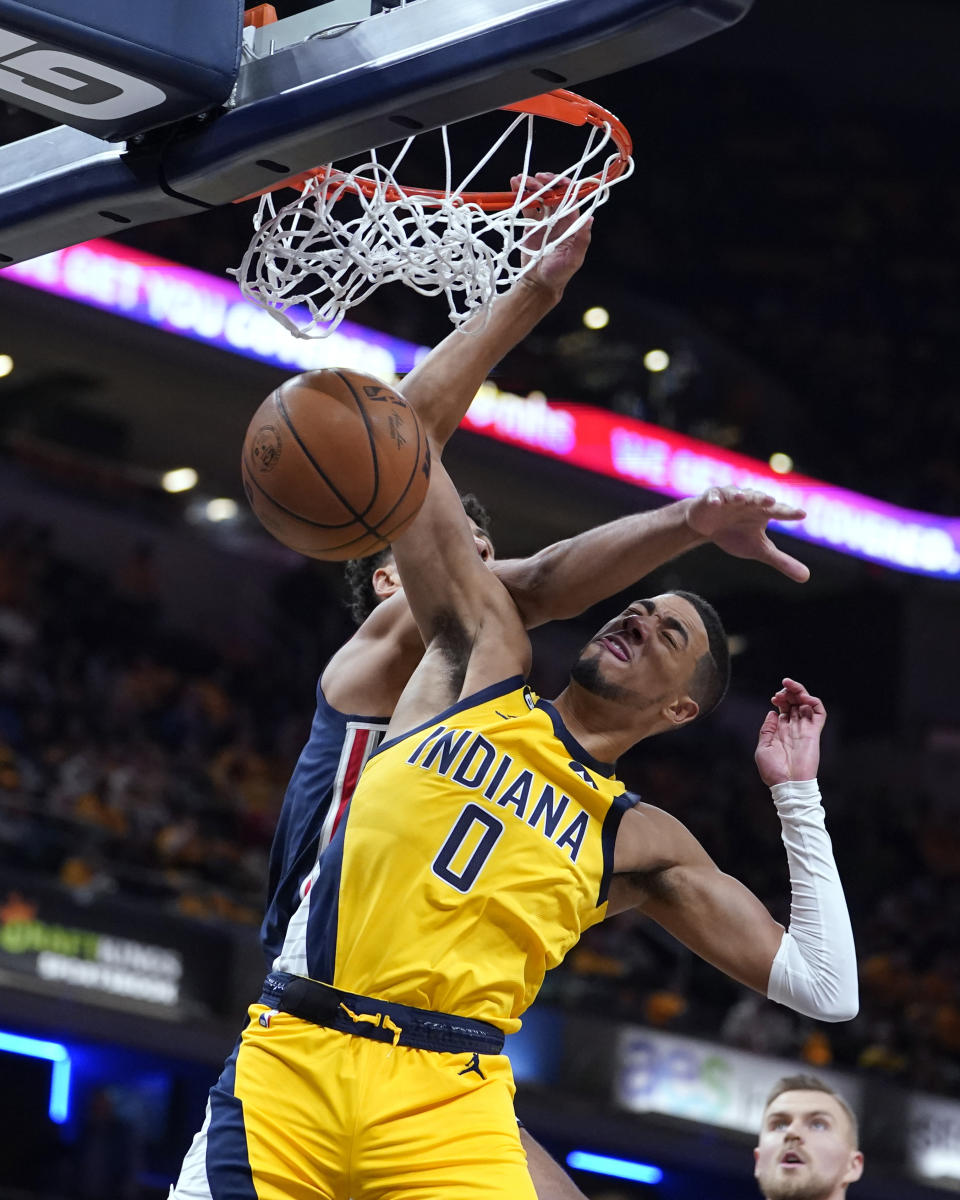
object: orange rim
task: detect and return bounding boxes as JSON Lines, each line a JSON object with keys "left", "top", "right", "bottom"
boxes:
{"left": 243, "top": 4, "right": 278, "bottom": 28}
{"left": 235, "top": 89, "right": 633, "bottom": 207}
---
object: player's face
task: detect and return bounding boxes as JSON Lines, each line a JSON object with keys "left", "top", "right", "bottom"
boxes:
{"left": 469, "top": 520, "right": 495, "bottom": 565}
{"left": 374, "top": 522, "right": 494, "bottom": 600}
{"left": 572, "top": 594, "right": 709, "bottom": 727}
{"left": 754, "top": 1091, "right": 863, "bottom": 1200}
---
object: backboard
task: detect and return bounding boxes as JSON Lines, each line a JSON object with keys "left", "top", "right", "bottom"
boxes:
{"left": 0, "top": 0, "right": 754, "bottom": 266}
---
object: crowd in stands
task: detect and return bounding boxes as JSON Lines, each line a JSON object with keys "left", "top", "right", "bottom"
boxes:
{"left": 0, "top": 514, "right": 343, "bottom": 927}
{"left": 503, "top": 74, "right": 960, "bottom": 520}
{"left": 619, "top": 77, "right": 960, "bottom": 520}
{"left": 2, "top": 511, "right": 960, "bottom": 1104}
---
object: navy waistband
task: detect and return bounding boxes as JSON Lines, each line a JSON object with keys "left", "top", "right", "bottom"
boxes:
{"left": 260, "top": 972, "right": 505, "bottom": 1055}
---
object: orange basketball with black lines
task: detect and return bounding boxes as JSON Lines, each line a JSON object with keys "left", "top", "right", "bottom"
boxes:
{"left": 241, "top": 369, "right": 430, "bottom": 560}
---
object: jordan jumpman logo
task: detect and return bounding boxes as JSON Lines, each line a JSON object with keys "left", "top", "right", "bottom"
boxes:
{"left": 458, "top": 1052, "right": 486, "bottom": 1079}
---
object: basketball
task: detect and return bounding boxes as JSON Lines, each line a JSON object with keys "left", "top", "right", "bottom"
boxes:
{"left": 241, "top": 369, "right": 431, "bottom": 560}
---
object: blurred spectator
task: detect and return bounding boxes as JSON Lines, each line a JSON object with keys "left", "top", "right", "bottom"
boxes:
{"left": 0, "top": 518, "right": 314, "bottom": 924}
{"left": 722, "top": 991, "right": 797, "bottom": 1058}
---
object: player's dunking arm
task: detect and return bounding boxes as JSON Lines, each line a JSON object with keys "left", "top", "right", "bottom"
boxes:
{"left": 386, "top": 455, "right": 532, "bottom": 741}
{"left": 608, "top": 679, "right": 858, "bottom": 1022}
{"left": 323, "top": 210, "right": 590, "bottom": 715}
{"left": 395, "top": 194, "right": 809, "bottom": 620}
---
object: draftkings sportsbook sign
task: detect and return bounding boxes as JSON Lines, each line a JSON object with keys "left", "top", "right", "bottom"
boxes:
{"left": 0, "top": 873, "right": 230, "bottom": 1019}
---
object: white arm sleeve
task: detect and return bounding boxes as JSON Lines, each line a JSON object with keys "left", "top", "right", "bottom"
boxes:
{"left": 766, "top": 779, "right": 859, "bottom": 1022}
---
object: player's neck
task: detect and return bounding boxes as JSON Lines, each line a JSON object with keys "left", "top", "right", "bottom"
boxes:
{"left": 551, "top": 683, "right": 660, "bottom": 762}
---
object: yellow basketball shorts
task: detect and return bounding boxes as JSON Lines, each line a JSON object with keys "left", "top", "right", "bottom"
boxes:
{"left": 170, "top": 1002, "right": 537, "bottom": 1200}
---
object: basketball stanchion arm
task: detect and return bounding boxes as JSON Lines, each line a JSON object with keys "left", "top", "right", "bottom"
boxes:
{"left": 0, "top": 126, "right": 212, "bottom": 255}
{"left": 0, "top": 0, "right": 753, "bottom": 266}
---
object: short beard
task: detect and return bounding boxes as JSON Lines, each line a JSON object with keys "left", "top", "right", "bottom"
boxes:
{"left": 757, "top": 1171, "right": 835, "bottom": 1200}
{"left": 569, "top": 651, "right": 666, "bottom": 711}
{"left": 570, "top": 654, "right": 630, "bottom": 702}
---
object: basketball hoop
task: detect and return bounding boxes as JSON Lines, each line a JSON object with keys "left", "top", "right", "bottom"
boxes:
{"left": 231, "top": 89, "right": 634, "bottom": 338}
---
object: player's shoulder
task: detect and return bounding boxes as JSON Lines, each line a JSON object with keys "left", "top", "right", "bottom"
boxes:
{"left": 621, "top": 800, "right": 698, "bottom": 842}
{"left": 615, "top": 800, "right": 707, "bottom": 874}
{"left": 378, "top": 675, "right": 531, "bottom": 756}
{"left": 485, "top": 680, "right": 539, "bottom": 717}
{"left": 321, "top": 594, "right": 422, "bottom": 714}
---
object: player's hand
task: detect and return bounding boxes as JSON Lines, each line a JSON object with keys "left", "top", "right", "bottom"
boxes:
{"left": 755, "top": 679, "right": 826, "bottom": 786}
{"left": 685, "top": 487, "right": 810, "bottom": 583}
{"left": 512, "top": 172, "right": 592, "bottom": 298}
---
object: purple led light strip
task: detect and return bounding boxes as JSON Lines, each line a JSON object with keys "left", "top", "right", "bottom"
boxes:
{"left": 5, "top": 241, "right": 958, "bottom": 579}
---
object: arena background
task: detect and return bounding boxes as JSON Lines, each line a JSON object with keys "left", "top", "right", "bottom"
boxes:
{"left": 1, "top": 0, "right": 959, "bottom": 1196}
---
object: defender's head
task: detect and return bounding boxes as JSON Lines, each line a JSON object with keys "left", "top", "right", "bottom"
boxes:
{"left": 569, "top": 590, "right": 730, "bottom": 737}
{"left": 755, "top": 1075, "right": 863, "bottom": 1200}
{"left": 344, "top": 494, "right": 494, "bottom": 625}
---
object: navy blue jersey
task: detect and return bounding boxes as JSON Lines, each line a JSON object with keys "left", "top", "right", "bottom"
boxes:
{"left": 260, "top": 680, "right": 387, "bottom": 969}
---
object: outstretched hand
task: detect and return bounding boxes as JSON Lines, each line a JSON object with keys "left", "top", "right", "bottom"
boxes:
{"left": 685, "top": 487, "right": 810, "bottom": 583}
{"left": 755, "top": 679, "right": 826, "bottom": 786}
{"left": 512, "top": 172, "right": 592, "bottom": 298}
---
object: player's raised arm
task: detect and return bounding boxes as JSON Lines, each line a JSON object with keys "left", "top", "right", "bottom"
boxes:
{"left": 321, "top": 194, "right": 588, "bottom": 717}
{"left": 497, "top": 486, "right": 810, "bottom": 629}
{"left": 608, "top": 680, "right": 858, "bottom": 1023}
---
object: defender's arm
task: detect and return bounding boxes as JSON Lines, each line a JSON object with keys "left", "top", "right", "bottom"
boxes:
{"left": 326, "top": 485, "right": 810, "bottom": 712}
{"left": 496, "top": 487, "right": 810, "bottom": 629}
{"left": 522, "top": 1129, "right": 589, "bottom": 1200}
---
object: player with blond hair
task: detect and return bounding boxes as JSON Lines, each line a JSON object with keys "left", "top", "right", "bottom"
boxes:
{"left": 756, "top": 1074, "right": 863, "bottom": 1200}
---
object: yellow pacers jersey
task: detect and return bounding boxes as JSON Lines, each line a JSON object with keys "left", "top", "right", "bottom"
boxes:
{"left": 307, "top": 676, "right": 638, "bottom": 1034}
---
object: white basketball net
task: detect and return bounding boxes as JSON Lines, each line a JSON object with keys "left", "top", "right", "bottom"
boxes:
{"left": 232, "top": 105, "right": 634, "bottom": 338}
